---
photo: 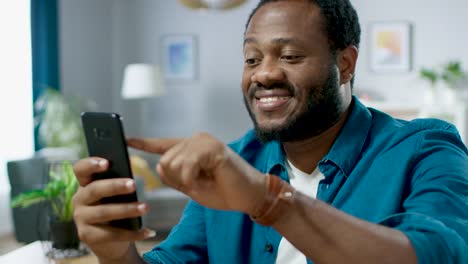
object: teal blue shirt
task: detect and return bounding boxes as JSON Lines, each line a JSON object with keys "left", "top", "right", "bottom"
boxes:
{"left": 143, "top": 98, "right": 468, "bottom": 264}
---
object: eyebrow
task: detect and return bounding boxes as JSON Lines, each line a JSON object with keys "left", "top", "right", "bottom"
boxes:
{"left": 243, "top": 37, "right": 300, "bottom": 46}
{"left": 243, "top": 37, "right": 257, "bottom": 46}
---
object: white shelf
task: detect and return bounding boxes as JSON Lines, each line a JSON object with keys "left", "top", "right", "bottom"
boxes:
{"left": 360, "top": 99, "right": 421, "bottom": 121}
{"left": 360, "top": 99, "right": 467, "bottom": 145}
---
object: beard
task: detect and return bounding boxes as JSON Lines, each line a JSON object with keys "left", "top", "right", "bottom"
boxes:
{"left": 243, "top": 63, "right": 343, "bottom": 143}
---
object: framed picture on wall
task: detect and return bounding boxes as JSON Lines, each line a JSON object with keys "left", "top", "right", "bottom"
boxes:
{"left": 161, "top": 34, "right": 197, "bottom": 81}
{"left": 369, "top": 22, "right": 412, "bottom": 73}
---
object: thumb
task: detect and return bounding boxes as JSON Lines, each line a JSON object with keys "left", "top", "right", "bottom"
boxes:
{"left": 127, "top": 137, "right": 182, "bottom": 154}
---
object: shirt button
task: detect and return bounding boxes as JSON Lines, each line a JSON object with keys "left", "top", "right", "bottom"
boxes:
{"left": 265, "top": 243, "right": 274, "bottom": 253}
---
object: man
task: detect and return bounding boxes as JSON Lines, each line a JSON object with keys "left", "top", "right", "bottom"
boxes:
{"left": 72, "top": 0, "right": 468, "bottom": 263}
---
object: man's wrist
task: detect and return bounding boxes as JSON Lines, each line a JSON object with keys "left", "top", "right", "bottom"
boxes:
{"left": 250, "top": 174, "right": 296, "bottom": 226}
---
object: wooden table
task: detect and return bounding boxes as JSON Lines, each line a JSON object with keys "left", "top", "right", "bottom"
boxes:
{"left": 0, "top": 240, "right": 159, "bottom": 264}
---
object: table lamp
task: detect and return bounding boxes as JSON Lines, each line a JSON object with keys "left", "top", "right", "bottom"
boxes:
{"left": 121, "top": 64, "right": 166, "bottom": 99}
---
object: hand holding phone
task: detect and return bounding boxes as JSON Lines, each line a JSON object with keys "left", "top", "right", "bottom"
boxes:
{"left": 81, "top": 112, "right": 142, "bottom": 230}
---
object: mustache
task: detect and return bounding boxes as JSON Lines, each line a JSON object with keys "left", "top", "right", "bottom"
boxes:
{"left": 248, "top": 82, "right": 296, "bottom": 99}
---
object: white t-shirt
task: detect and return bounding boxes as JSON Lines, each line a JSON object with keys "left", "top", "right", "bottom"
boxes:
{"left": 275, "top": 160, "right": 325, "bottom": 264}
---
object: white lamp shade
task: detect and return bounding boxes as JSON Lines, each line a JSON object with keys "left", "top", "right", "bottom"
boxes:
{"left": 121, "top": 64, "right": 166, "bottom": 99}
{"left": 201, "top": 0, "right": 228, "bottom": 9}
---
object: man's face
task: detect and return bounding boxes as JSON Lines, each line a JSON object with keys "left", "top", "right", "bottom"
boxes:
{"left": 242, "top": 1, "right": 345, "bottom": 142}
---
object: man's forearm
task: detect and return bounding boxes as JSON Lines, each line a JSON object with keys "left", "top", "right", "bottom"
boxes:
{"left": 272, "top": 192, "right": 418, "bottom": 264}
{"left": 99, "top": 243, "right": 148, "bottom": 264}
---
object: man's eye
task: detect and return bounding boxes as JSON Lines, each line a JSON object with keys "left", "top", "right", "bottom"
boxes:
{"left": 245, "top": 58, "right": 259, "bottom": 65}
{"left": 281, "top": 55, "right": 301, "bottom": 61}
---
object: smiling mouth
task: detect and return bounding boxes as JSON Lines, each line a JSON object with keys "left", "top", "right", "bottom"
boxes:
{"left": 250, "top": 85, "right": 294, "bottom": 112}
{"left": 255, "top": 95, "right": 292, "bottom": 111}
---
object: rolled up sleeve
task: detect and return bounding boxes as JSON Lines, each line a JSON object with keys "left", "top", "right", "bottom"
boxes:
{"left": 380, "top": 128, "right": 468, "bottom": 264}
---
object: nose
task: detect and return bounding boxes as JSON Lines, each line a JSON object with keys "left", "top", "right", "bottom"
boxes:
{"left": 250, "top": 58, "right": 285, "bottom": 87}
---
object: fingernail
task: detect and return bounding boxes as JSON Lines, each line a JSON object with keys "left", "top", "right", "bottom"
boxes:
{"left": 137, "top": 203, "right": 147, "bottom": 212}
{"left": 90, "top": 159, "right": 99, "bottom": 165}
{"left": 145, "top": 229, "right": 156, "bottom": 238}
{"left": 125, "top": 180, "right": 134, "bottom": 189}
{"left": 98, "top": 160, "right": 107, "bottom": 167}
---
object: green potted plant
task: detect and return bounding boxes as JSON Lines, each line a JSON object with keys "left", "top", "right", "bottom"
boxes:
{"left": 420, "top": 60, "right": 467, "bottom": 88}
{"left": 11, "top": 160, "right": 80, "bottom": 250}
{"left": 419, "top": 60, "right": 468, "bottom": 106}
{"left": 440, "top": 61, "right": 466, "bottom": 88}
{"left": 419, "top": 67, "right": 438, "bottom": 88}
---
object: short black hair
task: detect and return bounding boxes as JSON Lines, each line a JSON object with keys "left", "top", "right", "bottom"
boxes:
{"left": 245, "top": 0, "right": 361, "bottom": 53}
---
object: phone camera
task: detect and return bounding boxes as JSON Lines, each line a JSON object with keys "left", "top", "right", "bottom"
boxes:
{"left": 93, "top": 128, "right": 111, "bottom": 140}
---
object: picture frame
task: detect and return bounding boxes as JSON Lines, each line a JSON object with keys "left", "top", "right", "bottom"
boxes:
{"left": 369, "top": 22, "right": 412, "bottom": 73}
{"left": 161, "top": 34, "right": 197, "bottom": 81}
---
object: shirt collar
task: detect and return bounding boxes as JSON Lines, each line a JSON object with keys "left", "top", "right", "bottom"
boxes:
{"left": 321, "top": 96, "right": 372, "bottom": 177}
{"left": 263, "top": 140, "right": 286, "bottom": 175}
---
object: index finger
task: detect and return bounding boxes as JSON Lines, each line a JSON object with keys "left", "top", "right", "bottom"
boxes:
{"left": 127, "top": 137, "right": 183, "bottom": 154}
{"left": 73, "top": 158, "right": 109, "bottom": 186}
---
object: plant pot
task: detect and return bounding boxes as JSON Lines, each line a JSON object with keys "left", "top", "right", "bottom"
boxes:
{"left": 49, "top": 219, "right": 80, "bottom": 250}
{"left": 436, "top": 84, "right": 456, "bottom": 107}
{"left": 423, "top": 87, "right": 436, "bottom": 106}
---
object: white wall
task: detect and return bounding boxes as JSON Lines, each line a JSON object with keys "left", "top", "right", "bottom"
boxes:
{"left": 59, "top": 0, "right": 114, "bottom": 111}
{"left": 352, "top": 0, "right": 468, "bottom": 104}
{"left": 59, "top": 0, "right": 468, "bottom": 142}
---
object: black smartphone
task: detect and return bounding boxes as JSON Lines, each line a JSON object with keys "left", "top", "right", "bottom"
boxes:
{"left": 80, "top": 112, "right": 142, "bottom": 231}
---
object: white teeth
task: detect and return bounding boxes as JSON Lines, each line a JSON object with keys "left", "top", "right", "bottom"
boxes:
{"left": 260, "top": 97, "right": 278, "bottom": 103}
{"left": 259, "top": 97, "right": 289, "bottom": 103}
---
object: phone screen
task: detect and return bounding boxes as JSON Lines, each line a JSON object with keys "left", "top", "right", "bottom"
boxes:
{"left": 81, "top": 112, "right": 142, "bottom": 230}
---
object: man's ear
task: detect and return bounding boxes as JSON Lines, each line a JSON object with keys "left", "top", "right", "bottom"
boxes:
{"left": 336, "top": 45, "right": 358, "bottom": 85}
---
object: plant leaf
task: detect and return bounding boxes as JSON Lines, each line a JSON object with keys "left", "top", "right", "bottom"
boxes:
{"left": 44, "top": 180, "right": 65, "bottom": 199}
{"left": 11, "top": 190, "right": 47, "bottom": 208}
{"left": 420, "top": 68, "right": 438, "bottom": 86}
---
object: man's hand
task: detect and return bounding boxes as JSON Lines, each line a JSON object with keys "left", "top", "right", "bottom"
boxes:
{"left": 72, "top": 158, "right": 155, "bottom": 263}
{"left": 127, "top": 133, "right": 268, "bottom": 215}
